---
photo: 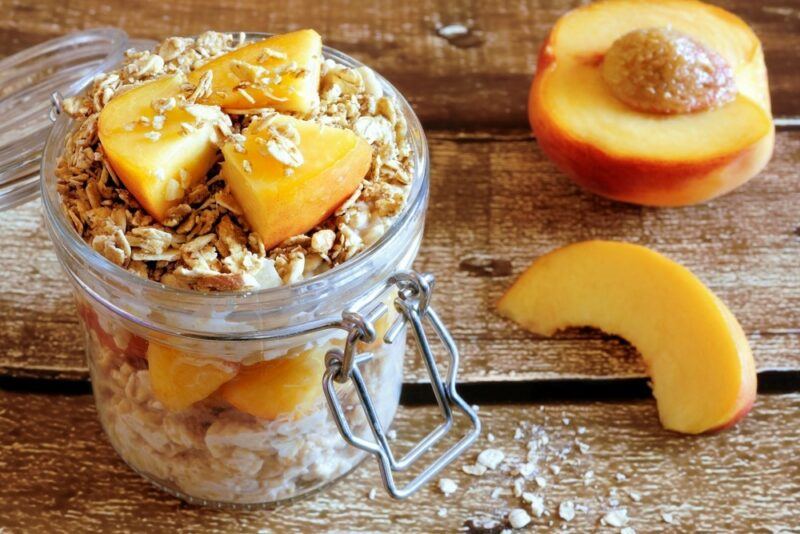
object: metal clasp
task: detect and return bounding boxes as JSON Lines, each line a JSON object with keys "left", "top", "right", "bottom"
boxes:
{"left": 323, "top": 270, "right": 481, "bottom": 499}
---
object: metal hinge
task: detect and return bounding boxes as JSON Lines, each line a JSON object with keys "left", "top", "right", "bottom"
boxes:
{"left": 323, "top": 270, "right": 481, "bottom": 499}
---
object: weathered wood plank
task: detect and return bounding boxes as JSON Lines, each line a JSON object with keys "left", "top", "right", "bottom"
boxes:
{"left": 0, "top": 390, "right": 797, "bottom": 532}
{"left": 0, "top": 0, "right": 797, "bottom": 128}
{"left": 1, "top": 130, "right": 798, "bottom": 381}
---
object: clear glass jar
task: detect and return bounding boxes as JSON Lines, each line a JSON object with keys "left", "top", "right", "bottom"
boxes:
{"left": 36, "top": 34, "right": 478, "bottom": 507}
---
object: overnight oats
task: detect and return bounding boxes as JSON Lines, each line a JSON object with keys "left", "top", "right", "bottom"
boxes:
{"left": 37, "top": 29, "right": 478, "bottom": 506}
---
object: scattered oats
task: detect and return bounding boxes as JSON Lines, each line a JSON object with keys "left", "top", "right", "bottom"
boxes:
{"left": 584, "top": 470, "right": 594, "bottom": 481}
{"left": 490, "top": 487, "right": 503, "bottom": 500}
{"left": 514, "top": 428, "right": 525, "bottom": 440}
{"left": 164, "top": 178, "right": 183, "bottom": 201}
{"left": 179, "top": 121, "right": 196, "bottom": 135}
{"left": 437, "top": 507, "right": 448, "bottom": 518}
{"left": 310, "top": 229, "right": 336, "bottom": 255}
{"left": 151, "top": 114, "right": 166, "bottom": 130}
{"left": 437, "top": 23, "right": 470, "bottom": 38}
{"left": 237, "top": 87, "right": 256, "bottom": 104}
{"left": 558, "top": 501, "right": 576, "bottom": 522}
{"left": 534, "top": 476, "right": 547, "bottom": 489}
{"left": 438, "top": 478, "right": 458, "bottom": 496}
{"left": 577, "top": 426, "right": 587, "bottom": 435}
{"left": 471, "top": 405, "right": 480, "bottom": 412}
{"left": 508, "top": 508, "right": 531, "bottom": 529}
{"left": 562, "top": 417, "right": 570, "bottom": 426}
{"left": 257, "top": 47, "right": 288, "bottom": 62}
{"left": 518, "top": 462, "right": 535, "bottom": 478}
{"left": 513, "top": 477, "right": 525, "bottom": 497}
{"left": 602, "top": 509, "right": 629, "bottom": 527}
{"left": 575, "top": 440, "right": 590, "bottom": 454}
{"left": 661, "top": 512, "right": 676, "bottom": 524}
{"left": 477, "top": 449, "right": 505, "bottom": 470}
{"left": 621, "top": 528, "right": 636, "bottom": 534}
{"left": 367, "top": 488, "right": 377, "bottom": 500}
{"left": 387, "top": 429, "right": 397, "bottom": 441}
{"left": 626, "top": 490, "right": 641, "bottom": 502}
{"left": 242, "top": 159, "right": 253, "bottom": 173}
{"left": 143, "top": 131, "right": 161, "bottom": 142}
{"left": 487, "top": 433, "right": 496, "bottom": 442}
{"left": 615, "top": 473, "right": 627, "bottom": 482}
{"left": 528, "top": 494, "right": 545, "bottom": 518}
{"left": 462, "top": 463, "right": 488, "bottom": 477}
{"left": 549, "top": 465, "right": 561, "bottom": 475}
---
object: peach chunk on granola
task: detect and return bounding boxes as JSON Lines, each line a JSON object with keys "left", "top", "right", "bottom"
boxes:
{"left": 98, "top": 74, "right": 220, "bottom": 222}
{"left": 189, "top": 29, "right": 322, "bottom": 114}
{"left": 147, "top": 342, "right": 239, "bottom": 411}
{"left": 220, "top": 115, "right": 371, "bottom": 249}
{"left": 219, "top": 347, "right": 326, "bottom": 420}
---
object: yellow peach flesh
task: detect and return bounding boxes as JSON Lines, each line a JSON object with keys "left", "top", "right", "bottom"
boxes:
{"left": 497, "top": 241, "right": 756, "bottom": 434}
{"left": 189, "top": 29, "right": 322, "bottom": 114}
{"left": 221, "top": 115, "right": 371, "bottom": 249}
{"left": 147, "top": 343, "right": 239, "bottom": 411}
{"left": 219, "top": 347, "right": 326, "bottom": 420}
{"left": 98, "top": 74, "right": 219, "bottom": 222}
{"left": 530, "top": 0, "right": 774, "bottom": 206}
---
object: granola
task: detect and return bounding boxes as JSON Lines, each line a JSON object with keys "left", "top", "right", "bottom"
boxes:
{"left": 57, "top": 31, "right": 413, "bottom": 292}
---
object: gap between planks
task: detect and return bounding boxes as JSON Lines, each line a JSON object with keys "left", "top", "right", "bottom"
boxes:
{"left": 0, "top": 390, "right": 797, "bottom": 532}
{"left": 2, "top": 371, "right": 799, "bottom": 403}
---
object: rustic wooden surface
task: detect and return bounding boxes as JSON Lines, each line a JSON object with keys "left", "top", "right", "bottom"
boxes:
{"left": 1, "top": 130, "right": 798, "bottom": 382}
{"left": 0, "top": 0, "right": 798, "bottom": 129}
{"left": 1, "top": 1, "right": 799, "bottom": 532}
{"left": 0, "top": 390, "right": 797, "bottom": 533}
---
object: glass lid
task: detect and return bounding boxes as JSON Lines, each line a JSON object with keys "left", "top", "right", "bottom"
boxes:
{"left": 0, "top": 28, "right": 129, "bottom": 211}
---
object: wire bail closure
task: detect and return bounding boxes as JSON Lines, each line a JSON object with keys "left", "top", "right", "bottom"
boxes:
{"left": 323, "top": 270, "right": 481, "bottom": 499}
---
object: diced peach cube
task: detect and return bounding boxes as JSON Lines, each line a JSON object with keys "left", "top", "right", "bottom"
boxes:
{"left": 189, "top": 29, "right": 322, "bottom": 114}
{"left": 98, "top": 74, "right": 220, "bottom": 222}
{"left": 221, "top": 115, "right": 371, "bottom": 249}
{"left": 147, "top": 342, "right": 239, "bottom": 411}
{"left": 219, "top": 347, "right": 326, "bottom": 420}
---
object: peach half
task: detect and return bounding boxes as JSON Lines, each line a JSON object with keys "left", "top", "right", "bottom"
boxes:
{"left": 497, "top": 241, "right": 756, "bottom": 434}
{"left": 529, "top": 0, "right": 774, "bottom": 206}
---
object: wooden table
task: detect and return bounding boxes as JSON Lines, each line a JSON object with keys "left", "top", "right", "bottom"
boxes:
{"left": 0, "top": 1, "right": 798, "bottom": 532}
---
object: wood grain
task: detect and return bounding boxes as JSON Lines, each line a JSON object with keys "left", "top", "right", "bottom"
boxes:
{"left": 0, "top": 389, "right": 797, "bottom": 532}
{"left": 1, "top": 130, "right": 798, "bottom": 382}
{"left": 0, "top": 0, "right": 797, "bottom": 129}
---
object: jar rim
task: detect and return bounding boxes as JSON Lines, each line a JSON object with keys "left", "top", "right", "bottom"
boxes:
{"left": 40, "top": 33, "right": 430, "bottom": 315}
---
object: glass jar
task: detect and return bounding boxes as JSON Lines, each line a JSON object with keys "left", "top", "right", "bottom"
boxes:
{"left": 29, "top": 31, "right": 479, "bottom": 507}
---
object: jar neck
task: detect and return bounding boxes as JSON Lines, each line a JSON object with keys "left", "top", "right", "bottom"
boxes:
{"left": 40, "top": 41, "right": 430, "bottom": 344}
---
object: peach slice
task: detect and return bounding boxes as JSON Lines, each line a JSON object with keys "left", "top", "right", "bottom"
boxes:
{"left": 529, "top": 0, "right": 774, "bottom": 206}
{"left": 147, "top": 343, "right": 239, "bottom": 411}
{"left": 189, "top": 29, "right": 322, "bottom": 114}
{"left": 220, "top": 115, "right": 371, "bottom": 249}
{"left": 218, "top": 347, "right": 326, "bottom": 420}
{"left": 98, "top": 74, "right": 220, "bottom": 222}
{"left": 497, "top": 241, "right": 756, "bottom": 434}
